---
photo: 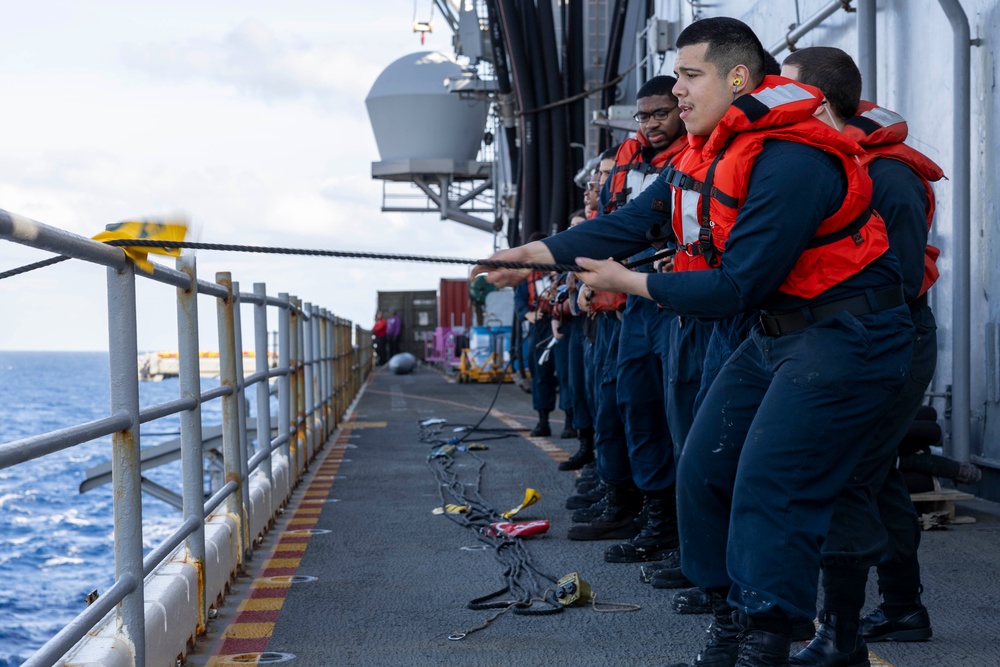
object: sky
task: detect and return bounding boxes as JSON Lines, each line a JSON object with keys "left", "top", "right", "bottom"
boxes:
{"left": 0, "top": 0, "right": 495, "bottom": 351}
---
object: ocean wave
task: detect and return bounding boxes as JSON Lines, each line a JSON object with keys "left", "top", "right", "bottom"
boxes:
{"left": 41, "top": 556, "right": 86, "bottom": 567}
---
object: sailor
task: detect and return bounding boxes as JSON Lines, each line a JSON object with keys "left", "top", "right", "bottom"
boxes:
{"left": 565, "top": 148, "right": 640, "bottom": 543}
{"left": 474, "top": 17, "right": 913, "bottom": 667}
{"left": 599, "top": 75, "right": 690, "bottom": 566}
{"left": 512, "top": 232, "right": 558, "bottom": 437}
{"left": 781, "top": 46, "right": 944, "bottom": 666}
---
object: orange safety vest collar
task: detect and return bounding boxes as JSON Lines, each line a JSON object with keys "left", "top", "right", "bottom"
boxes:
{"left": 845, "top": 100, "right": 946, "bottom": 298}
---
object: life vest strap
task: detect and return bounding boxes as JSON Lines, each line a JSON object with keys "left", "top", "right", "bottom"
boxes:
{"left": 660, "top": 166, "right": 740, "bottom": 209}
{"left": 805, "top": 207, "right": 872, "bottom": 250}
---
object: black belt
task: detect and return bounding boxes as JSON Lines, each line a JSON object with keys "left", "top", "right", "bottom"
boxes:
{"left": 909, "top": 292, "right": 928, "bottom": 313}
{"left": 759, "top": 286, "right": 905, "bottom": 336}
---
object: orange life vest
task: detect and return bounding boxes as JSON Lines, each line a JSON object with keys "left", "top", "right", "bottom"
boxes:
{"left": 844, "top": 100, "right": 945, "bottom": 298}
{"left": 662, "top": 76, "right": 890, "bottom": 299}
{"left": 590, "top": 131, "right": 686, "bottom": 311}
{"left": 526, "top": 271, "right": 552, "bottom": 312}
{"left": 604, "top": 132, "right": 687, "bottom": 216}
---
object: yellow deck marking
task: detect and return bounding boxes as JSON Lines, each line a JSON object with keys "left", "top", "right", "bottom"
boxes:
{"left": 264, "top": 557, "right": 302, "bottom": 568}
{"left": 239, "top": 597, "right": 285, "bottom": 611}
{"left": 345, "top": 421, "right": 387, "bottom": 428}
{"left": 223, "top": 621, "right": 275, "bottom": 638}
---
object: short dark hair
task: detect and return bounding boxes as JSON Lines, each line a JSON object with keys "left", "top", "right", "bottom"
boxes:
{"left": 763, "top": 50, "right": 781, "bottom": 76}
{"left": 676, "top": 17, "right": 766, "bottom": 87}
{"left": 783, "top": 46, "right": 861, "bottom": 120}
{"left": 600, "top": 144, "right": 620, "bottom": 161}
{"left": 637, "top": 75, "right": 678, "bottom": 101}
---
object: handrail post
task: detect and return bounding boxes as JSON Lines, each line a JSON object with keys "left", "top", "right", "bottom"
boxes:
{"left": 323, "top": 310, "right": 335, "bottom": 435}
{"left": 253, "top": 283, "right": 274, "bottom": 491}
{"left": 176, "top": 256, "right": 207, "bottom": 633}
{"left": 303, "top": 302, "right": 316, "bottom": 461}
{"left": 288, "top": 297, "right": 302, "bottom": 480}
{"left": 293, "top": 297, "right": 307, "bottom": 473}
{"left": 106, "top": 261, "right": 146, "bottom": 664}
{"left": 311, "top": 305, "right": 323, "bottom": 443}
{"left": 232, "top": 281, "right": 253, "bottom": 560}
{"left": 278, "top": 294, "right": 293, "bottom": 473}
{"left": 216, "top": 272, "right": 247, "bottom": 565}
{"left": 317, "top": 310, "right": 328, "bottom": 438}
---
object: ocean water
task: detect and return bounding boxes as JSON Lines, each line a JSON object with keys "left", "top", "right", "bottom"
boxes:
{"left": 0, "top": 351, "right": 242, "bottom": 667}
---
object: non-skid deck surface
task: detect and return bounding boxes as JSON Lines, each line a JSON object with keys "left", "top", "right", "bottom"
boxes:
{"left": 188, "top": 365, "right": 1000, "bottom": 667}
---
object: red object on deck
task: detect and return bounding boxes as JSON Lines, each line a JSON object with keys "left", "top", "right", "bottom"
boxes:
{"left": 485, "top": 520, "right": 551, "bottom": 538}
{"left": 439, "top": 278, "right": 471, "bottom": 329}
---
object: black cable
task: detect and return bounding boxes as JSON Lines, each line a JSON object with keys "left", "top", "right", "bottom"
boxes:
{"left": 0, "top": 255, "right": 70, "bottom": 280}
{"left": 1, "top": 239, "right": 676, "bottom": 281}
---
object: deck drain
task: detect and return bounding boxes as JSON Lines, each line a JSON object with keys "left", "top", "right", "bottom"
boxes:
{"left": 223, "top": 652, "right": 296, "bottom": 663}
{"left": 286, "top": 528, "right": 331, "bottom": 536}
{"left": 262, "top": 575, "right": 317, "bottom": 584}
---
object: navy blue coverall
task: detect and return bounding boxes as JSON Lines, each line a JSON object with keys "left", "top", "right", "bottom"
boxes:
{"left": 514, "top": 281, "right": 556, "bottom": 414}
{"left": 820, "top": 156, "right": 938, "bottom": 615}
{"left": 543, "top": 140, "right": 914, "bottom": 624}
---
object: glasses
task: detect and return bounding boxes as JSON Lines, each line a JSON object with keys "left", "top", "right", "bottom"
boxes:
{"left": 633, "top": 106, "right": 677, "bottom": 123}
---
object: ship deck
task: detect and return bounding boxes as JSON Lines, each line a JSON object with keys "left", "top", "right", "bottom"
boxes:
{"left": 185, "top": 365, "right": 1000, "bottom": 667}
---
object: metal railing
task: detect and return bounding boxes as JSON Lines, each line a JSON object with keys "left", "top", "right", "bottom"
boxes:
{"left": 0, "top": 208, "right": 373, "bottom": 666}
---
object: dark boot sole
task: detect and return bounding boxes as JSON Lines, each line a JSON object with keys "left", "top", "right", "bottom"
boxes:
{"left": 864, "top": 627, "right": 932, "bottom": 642}
{"left": 604, "top": 546, "right": 676, "bottom": 564}
{"left": 567, "top": 521, "right": 640, "bottom": 541}
{"left": 651, "top": 573, "right": 695, "bottom": 589}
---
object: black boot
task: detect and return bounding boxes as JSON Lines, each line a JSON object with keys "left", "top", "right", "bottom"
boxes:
{"left": 640, "top": 550, "right": 682, "bottom": 583}
{"left": 559, "top": 427, "right": 594, "bottom": 470}
{"left": 789, "top": 612, "right": 869, "bottom": 667}
{"left": 860, "top": 589, "right": 932, "bottom": 642}
{"left": 572, "top": 494, "right": 609, "bottom": 523}
{"left": 530, "top": 410, "right": 551, "bottom": 437}
{"left": 651, "top": 564, "right": 695, "bottom": 589}
{"left": 559, "top": 410, "right": 578, "bottom": 438}
{"left": 734, "top": 612, "right": 791, "bottom": 667}
{"left": 565, "top": 481, "right": 606, "bottom": 509}
{"left": 566, "top": 483, "right": 642, "bottom": 541}
{"left": 605, "top": 491, "right": 679, "bottom": 562}
{"left": 664, "top": 592, "right": 739, "bottom": 667}
{"left": 671, "top": 587, "right": 714, "bottom": 614}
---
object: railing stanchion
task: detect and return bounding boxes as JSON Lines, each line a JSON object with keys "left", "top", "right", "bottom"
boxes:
{"left": 177, "top": 256, "right": 207, "bottom": 633}
{"left": 106, "top": 261, "right": 146, "bottom": 665}
{"left": 216, "top": 272, "right": 248, "bottom": 564}
{"left": 278, "top": 294, "right": 293, "bottom": 475}
{"left": 253, "top": 283, "right": 274, "bottom": 494}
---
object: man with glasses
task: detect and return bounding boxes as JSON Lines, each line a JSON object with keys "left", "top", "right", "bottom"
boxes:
{"left": 569, "top": 77, "right": 690, "bottom": 571}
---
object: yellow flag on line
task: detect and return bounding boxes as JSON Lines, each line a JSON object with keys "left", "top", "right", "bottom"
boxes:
{"left": 501, "top": 488, "right": 541, "bottom": 519}
{"left": 92, "top": 219, "right": 188, "bottom": 274}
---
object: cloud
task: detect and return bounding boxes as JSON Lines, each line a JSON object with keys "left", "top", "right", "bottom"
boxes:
{"left": 122, "top": 20, "right": 382, "bottom": 110}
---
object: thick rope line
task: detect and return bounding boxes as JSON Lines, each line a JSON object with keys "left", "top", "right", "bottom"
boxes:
{"left": 103, "top": 239, "right": 586, "bottom": 272}
{"left": 1, "top": 238, "right": 676, "bottom": 281}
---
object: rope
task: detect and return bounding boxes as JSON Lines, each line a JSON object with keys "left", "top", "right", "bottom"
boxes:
{"left": 0, "top": 255, "right": 71, "bottom": 280}
{"left": 1, "top": 239, "right": 676, "bottom": 281}
{"left": 106, "top": 240, "right": 588, "bottom": 272}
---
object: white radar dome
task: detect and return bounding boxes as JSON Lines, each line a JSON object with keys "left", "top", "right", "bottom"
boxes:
{"left": 366, "top": 52, "right": 489, "bottom": 163}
